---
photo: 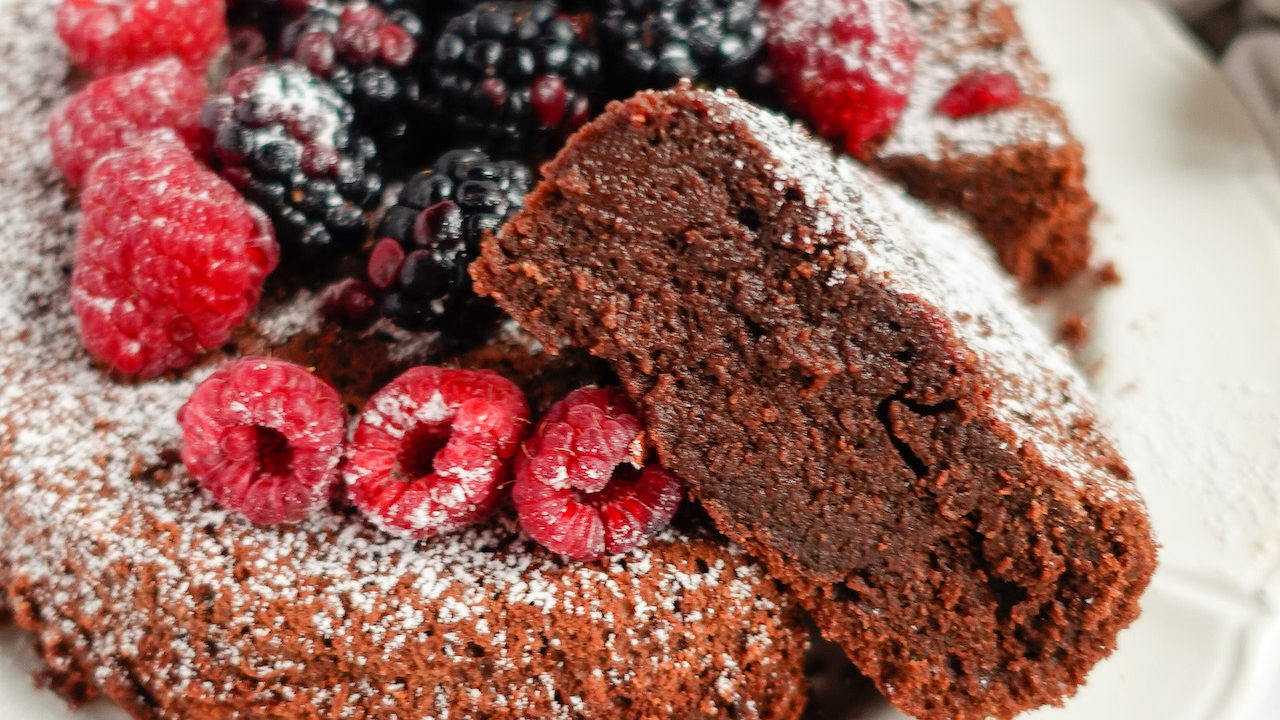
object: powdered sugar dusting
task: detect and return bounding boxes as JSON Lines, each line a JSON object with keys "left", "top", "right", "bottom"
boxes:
{"left": 878, "top": 0, "right": 1068, "bottom": 162}
{"left": 0, "top": 3, "right": 801, "bottom": 717}
{"left": 769, "top": 0, "right": 917, "bottom": 89}
{"left": 712, "top": 90, "right": 1138, "bottom": 503}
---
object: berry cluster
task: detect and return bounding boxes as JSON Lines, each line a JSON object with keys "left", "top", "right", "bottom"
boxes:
{"left": 180, "top": 359, "right": 684, "bottom": 560}
{"left": 202, "top": 63, "right": 383, "bottom": 269}
{"left": 428, "top": 2, "right": 601, "bottom": 156}
{"left": 598, "top": 0, "right": 767, "bottom": 93}
{"left": 50, "top": 0, "right": 1037, "bottom": 563}
{"left": 368, "top": 148, "right": 533, "bottom": 334}
{"left": 282, "top": 1, "right": 432, "bottom": 158}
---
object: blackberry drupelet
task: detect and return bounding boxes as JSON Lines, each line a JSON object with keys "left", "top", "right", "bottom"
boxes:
{"left": 429, "top": 2, "right": 601, "bottom": 157}
{"left": 282, "top": 0, "right": 432, "bottom": 159}
{"left": 368, "top": 148, "right": 532, "bottom": 334}
{"left": 202, "top": 63, "right": 383, "bottom": 269}
{"left": 597, "top": 0, "right": 766, "bottom": 92}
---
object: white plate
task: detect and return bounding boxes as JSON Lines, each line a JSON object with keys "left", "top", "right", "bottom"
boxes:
{"left": 4, "top": 0, "right": 1280, "bottom": 718}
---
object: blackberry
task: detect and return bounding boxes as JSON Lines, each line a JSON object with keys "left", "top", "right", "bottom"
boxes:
{"left": 368, "top": 148, "right": 532, "bottom": 333}
{"left": 202, "top": 63, "right": 383, "bottom": 269}
{"left": 281, "top": 1, "right": 432, "bottom": 159}
{"left": 597, "top": 0, "right": 766, "bottom": 92}
{"left": 429, "top": 2, "right": 601, "bottom": 157}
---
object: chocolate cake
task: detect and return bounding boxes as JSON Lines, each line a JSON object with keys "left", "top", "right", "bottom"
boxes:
{"left": 473, "top": 88, "right": 1156, "bottom": 720}
{"left": 875, "top": 0, "right": 1097, "bottom": 286}
{"left": 0, "top": 9, "right": 811, "bottom": 717}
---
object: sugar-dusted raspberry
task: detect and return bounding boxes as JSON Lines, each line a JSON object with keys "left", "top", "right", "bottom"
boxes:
{"left": 178, "top": 357, "right": 347, "bottom": 524}
{"left": 512, "top": 386, "right": 685, "bottom": 561}
{"left": 56, "top": 0, "right": 229, "bottom": 76}
{"left": 71, "top": 136, "right": 279, "bottom": 377}
{"left": 48, "top": 58, "right": 209, "bottom": 186}
{"left": 514, "top": 463, "right": 684, "bottom": 562}
{"left": 518, "top": 386, "right": 643, "bottom": 494}
{"left": 767, "top": 0, "right": 919, "bottom": 159}
{"left": 937, "top": 70, "right": 1023, "bottom": 119}
{"left": 345, "top": 366, "right": 530, "bottom": 539}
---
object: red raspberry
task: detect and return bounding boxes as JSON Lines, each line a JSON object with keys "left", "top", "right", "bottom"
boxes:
{"left": 71, "top": 136, "right": 279, "bottom": 378}
{"left": 48, "top": 58, "right": 208, "bottom": 186}
{"left": 513, "top": 387, "right": 685, "bottom": 561}
{"left": 56, "top": 0, "right": 228, "bottom": 76}
{"left": 345, "top": 366, "right": 530, "bottom": 539}
{"left": 519, "top": 386, "right": 644, "bottom": 494}
{"left": 767, "top": 0, "right": 920, "bottom": 159}
{"left": 937, "top": 70, "right": 1024, "bottom": 119}
{"left": 178, "top": 357, "right": 347, "bottom": 525}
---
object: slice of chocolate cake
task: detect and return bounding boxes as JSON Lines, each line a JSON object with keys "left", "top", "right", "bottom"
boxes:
{"left": 473, "top": 88, "right": 1156, "bottom": 720}
{"left": 875, "top": 0, "right": 1096, "bottom": 286}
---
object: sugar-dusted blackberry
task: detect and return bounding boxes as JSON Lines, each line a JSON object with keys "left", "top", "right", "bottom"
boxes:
{"left": 368, "top": 148, "right": 532, "bottom": 333}
{"left": 598, "top": 0, "right": 766, "bottom": 92}
{"left": 202, "top": 63, "right": 383, "bottom": 269}
{"left": 282, "top": 1, "right": 432, "bottom": 159}
{"left": 428, "top": 2, "right": 601, "bottom": 157}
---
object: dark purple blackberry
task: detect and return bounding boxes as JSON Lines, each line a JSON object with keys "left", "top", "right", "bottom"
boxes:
{"left": 598, "top": 0, "right": 765, "bottom": 92}
{"left": 281, "top": 1, "right": 432, "bottom": 160}
{"left": 428, "top": 2, "right": 601, "bottom": 157}
{"left": 202, "top": 63, "right": 383, "bottom": 269}
{"left": 367, "top": 148, "right": 532, "bottom": 333}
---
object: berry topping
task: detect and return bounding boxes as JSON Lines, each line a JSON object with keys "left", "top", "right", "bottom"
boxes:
{"left": 71, "top": 136, "right": 279, "bottom": 378}
{"left": 513, "top": 386, "right": 685, "bottom": 561}
{"left": 345, "top": 366, "right": 530, "bottom": 539}
{"left": 56, "top": 0, "right": 228, "bottom": 76}
{"left": 202, "top": 63, "right": 383, "bottom": 269}
{"left": 178, "top": 357, "right": 346, "bottom": 524}
{"left": 281, "top": 0, "right": 431, "bottom": 158}
{"left": 937, "top": 70, "right": 1024, "bottom": 119}
{"left": 598, "top": 0, "right": 767, "bottom": 92}
{"left": 517, "top": 386, "right": 643, "bottom": 494}
{"left": 320, "top": 277, "right": 381, "bottom": 327}
{"left": 429, "top": 2, "right": 601, "bottom": 157}
{"left": 369, "top": 148, "right": 532, "bottom": 334}
{"left": 514, "top": 461, "right": 684, "bottom": 562}
{"left": 767, "top": 0, "right": 920, "bottom": 158}
{"left": 48, "top": 58, "right": 209, "bottom": 186}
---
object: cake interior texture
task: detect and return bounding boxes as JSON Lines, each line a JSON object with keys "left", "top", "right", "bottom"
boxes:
{"left": 474, "top": 88, "right": 1156, "bottom": 720}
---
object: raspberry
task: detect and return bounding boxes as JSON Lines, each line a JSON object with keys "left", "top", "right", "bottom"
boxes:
{"left": 767, "top": 0, "right": 920, "bottom": 159}
{"left": 514, "top": 463, "right": 684, "bottom": 561}
{"left": 517, "top": 386, "right": 643, "bottom": 494}
{"left": 178, "top": 357, "right": 347, "bottom": 525}
{"left": 937, "top": 70, "right": 1024, "bottom": 119}
{"left": 345, "top": 366, "right": 530, "bottom": 539}
{"left": 71, "top": 136, "right": 279, "bottom": 377}
{"left": 512, "top": 387, "right": 685, "bottom": 561}
{"left": 56, "top": 0, "right": 229, "bottom": 76}
{"left": 48, "top": 58, "right": 208, "bottom": 186}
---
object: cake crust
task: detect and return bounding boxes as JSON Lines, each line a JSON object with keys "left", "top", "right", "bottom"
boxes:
{"left": 473, "top": 88, "right": 1156, "bottom": 720}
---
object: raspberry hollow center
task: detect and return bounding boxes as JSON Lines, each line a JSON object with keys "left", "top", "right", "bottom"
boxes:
{"left": 397, "top": 425, "right": 450, "bottom": 480}
{"left": 254, "top": 426, "right": 295, "bottom": 480}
